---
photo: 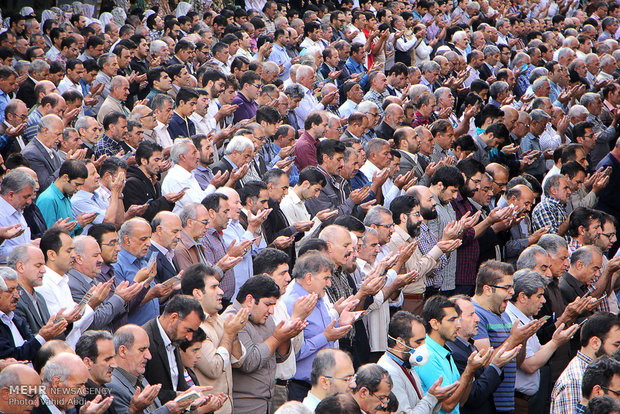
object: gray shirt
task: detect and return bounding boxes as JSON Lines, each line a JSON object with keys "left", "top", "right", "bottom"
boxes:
{"left": 224, "top": 300, "right": 290, "bottom": 414}
{"left": 427, "top": 194, "right": 457, "bottom": 291}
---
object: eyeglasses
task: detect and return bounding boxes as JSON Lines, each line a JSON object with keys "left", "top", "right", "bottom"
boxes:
{"left": 602, "top": 386, "right": 620, "bottom": 397}
{"left": 488, "top": 284, "right": 514, "bottom": 290}
{"left": 370, "top": 391, "right": 390, "bottom": 403}
{"left": 376, "top": 223, "right": 395, "bottom": 229}
{"left": 251, "top": 83, "right": 262, "bottom": 88}
{"left": 602, "top": 232, "right": 617, "bottom": 239}
{"left": 409, "top": 211, "right": 422, "bottom": 217}
{"left": 101, "top": 241, "right": 119, "bottom": 247}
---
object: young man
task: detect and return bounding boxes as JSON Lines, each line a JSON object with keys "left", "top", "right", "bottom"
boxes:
{"left": 168, "top": 87, "right": 198, "bottom": 139}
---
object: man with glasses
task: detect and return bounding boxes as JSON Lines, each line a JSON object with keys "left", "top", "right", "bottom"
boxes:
{"left": 303, "top": 349, "right": 356, "bottom": 411}
{"left": 75, "top": 116, "right": 102, "bottom": 158}
{"left": 0, "top": 364, "right": 42, "bottom": 414}
{"left": 472, "top": 260, "right": 543, "bottom": 414}
{"left": 351, "top": 364, "right": 393, "bottom": 414}
{"left": 574, "top": 356, "right": 620, "bottom": 412}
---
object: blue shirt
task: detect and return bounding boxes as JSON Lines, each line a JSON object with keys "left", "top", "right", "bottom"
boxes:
{"left": 0, "top": 196, "right": 31, "bottom": 264}
{"left": 112, "top": 248, "right": 159, "bottom": 326}
{"left": 0, "top": 90, "right": 10, "bottom": 124}
{"left": 71, "top": 189, "right": 108, "bottom": 233}
{"left": 345, "top": 57, "right": 369, "bottom": 90}
{"left": 36, "top": 183, "right": 82, "bottom": 235}
{"left": 415, "top": 335, "right": 461, "bottom": 414}
{"left": 268, "top": 43, "right": 292, "bottom": 81}
{"left": 267, "top": 142, "right": 299, "bottom": 186}
{"left": 520, "top": 132, "right": 546, "bottom": 177}
{"left": 222, "top": 219, "right": 261, "bottom": 301}
{"left": 282, "top": 281, "right": 334, "bottom": 383}
{"left": 473, "top": 300, "right": 516, "bottom": 412}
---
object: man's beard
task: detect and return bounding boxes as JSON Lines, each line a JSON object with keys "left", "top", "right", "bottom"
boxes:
{"left": 406, "top": 218, "right": 421, "bottom": 238}
{"left": 420, "top": 205, "right": 437, "bottom": 220}
{"left": 460, "top": 185, "right": 475, "bottom": 199}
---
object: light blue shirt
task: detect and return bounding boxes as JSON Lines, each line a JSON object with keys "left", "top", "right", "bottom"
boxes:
{"left": 0, "top": 196, "right": 31, "bottom": 265}
{"left": 415, "top": 335, "right": 461, "bottom": 414}
{"left": 282, "top": 281, "right": 335, "bottom": 383}
{"left": 112, "top": 248, "right": 159, "bottom": 326}
{"left": 268, "top": 43, "right": 292, "bottom": 81}
{"left": 71, "top": 189, "right": 109, "bottom": 233}
{"left": 0, "top": 90, "right": 10, "bottom": 124}
{"left": 222, "top": 219, "right": 263, "bottom": 301}
{"left": 345, "top": 57, "right": 369, "bottom": 90}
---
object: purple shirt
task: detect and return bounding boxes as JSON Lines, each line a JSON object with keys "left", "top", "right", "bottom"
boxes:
{"left": 231, "top": 92, "right": 258, "bottom": 124}
{"left": 293, "top": 131, "right": 318, "bottom": 170}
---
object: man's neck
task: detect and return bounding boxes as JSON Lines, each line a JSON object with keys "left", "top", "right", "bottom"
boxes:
{"left": 472, "top": 295, "right": 498, "bottom": 315}
{"left": 18, "top": 278, "right": 34, "bottom": 295}
{"left": 308, "top": 387, "right": 327, "bottom": 400}
{"left": 580, "top": 346, "right": 597, "bottom": 360}
{"left": 429, "top": 332, "right": 445, "bottom": 347}
{"left": 457, "top": 333, "right": 473, "bottom": 342}
{"left": 47, "top": 263, "right": 66, "bottom": 276}
{"left": 569, "top": 270, "right": 589, "bottom": 285}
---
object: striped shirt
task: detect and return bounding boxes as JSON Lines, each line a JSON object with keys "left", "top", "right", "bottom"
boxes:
{"left": 428, "top": 195, "right": 457, "bottom": 291}
{"left": 473, "top": 300, "right": 516, "bottom": 412}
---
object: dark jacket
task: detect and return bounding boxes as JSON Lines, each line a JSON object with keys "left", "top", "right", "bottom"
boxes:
{"left": 167, "top": 112, "right": 196, "bottom": 140}
{"left": 0, "top": 311, "right": 43, "bottom": 361}
{"left": 263, "top": 198, "right": 301, "bottom": 266}
{"left": 23, "top": 203, "right": 48, "bottom": 240}
{"left": 123, "top": 165, "right": 174, "bottom": 222}
{"left": 375, "top": 121, "right": 395, "bottom": 140}
{"left": 147, "top": 244, "right": 179, "bottom": 284}
{"left": 15, "top": 285, "right": 51, "bottom": 334}
{"left": 211, "top": 157, "right": 236, "bottom": 177}
{"left": 22, "top": 138, "right": 62, "bottom": 193}
{"left": 16, "top": 77, "right": 36, "bottom": 108}
{"left": 446, "top": 337, "right": 503, "bottom": 414}
{"left": 142, "top": 317, "right": 189, "bottom": 404}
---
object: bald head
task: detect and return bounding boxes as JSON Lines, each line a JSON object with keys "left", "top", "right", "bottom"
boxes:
{"left": 0, "top": 363, "right": 41, "bottom": 414}
{"left": 151, "top": 212, "right": 182, "bottom": 251}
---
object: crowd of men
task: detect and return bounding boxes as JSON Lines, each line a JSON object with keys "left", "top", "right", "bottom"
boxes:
{"left": 4, "top": 0, "right": 620, "bottom": 413}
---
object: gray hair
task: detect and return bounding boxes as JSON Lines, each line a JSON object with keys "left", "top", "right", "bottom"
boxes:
{"left": 516, "top": 245, "right": 549, "bottom": 270}
{"left": 363, "top": 206, "right": 392, "bottom": 226}
{"left": 151, "top": 93, "right": 175, "bottom": 111}
{"left": 274, "top": 402, "right": 312, "bottom": 414}
{"left": 568, "top": 104, "right": 589, "bottom": 118}
{"left": 0, "top": 267, "right": 15, "bottom": 291}
{"left": 601, "top": 55, "right": 616, "bottom": 70}
{"left": 118, "top": 217, "right": 149, "bottom": 243}
{"left": 489, "top": 81, "right": 509, "bottom": 100}
{"left": 538, "top": 234, "right": 568, "bottom": 255}
{"left": 262, "top": 61, "right": 279, "bottom": 75}
{"left": 28, "top": 59, "right": 50, "bottom": 76}
{"left": 179, "top": 202, "right": 201, "bottom": 227}
{"left": 528, "top": 68, "right": 549, "bottom": 85}
{"left": 97, "top": 53, "right": 117, "bottom": 68}
{"left": 512, "top": 269, "right": 548, "bottom": 299}
{"left": 357, "top": 100, "right": 379, "bottom": 113}
{"left": 38, "top": 113, "right": 62, "bottom": 133}
{"left": 62, "top": 128, "right": 78, "bottom": 141}
{"left": 7, "top": 244, "right": 34, "bottom": 270}
{"left": 532, "top": 76, "right": 550, "bottom": 93}
{"left": 570, "top": 246, "right": 602, "bottom": 266}
{"left": 530, "top": 109, "right": 550, "bottom": 123}
{"left": 557, "top": 47, "right": 575, "bottom": 62}
{"left": 585, "top": 53, "right": 599, "bottom": 65}
{"left": 364, "top": 138, "right": 390, "bottom": 157}
{"left": 483, "top": 45, "right": 500, "bottom": 57}
{"left": 361, "top": 227, "right": 379, "bottom": 246}
{"left": 434, "top": 87, "right": 452, "bottom": 101}
{"left": 284, "top": 83, "right": 306, "bottom": 99}
{"left": 292, "top": 250, "right": 335, "bottom": 280}
{"left": 543, "top": 174, "right": 563, "bottom": 197}
{"left": 113, "top": 328, "right": 135, "bottom": 353}
{"left": 420, "top": 61, "right": 440, "bottom": 74}
{"left": 75, "top": 116, "right": 94, "bottom": 132}
{"left": 150, "top": 39, "right": 168, "bottom": 55}
{"left": 0, "top": 169, "right": 36, "bottom": 195}
{"left": 511, "top": 52, "right": 530, "bottom": 69}
{"left": 296, "top": 65, "right": 315, "bottom": 80}
{"left": 41, "top": 354, "right": 74, "bottom": 384}
{"left": 170, "top": 138, "right": 194, "bottom": 163}
{"left": 14, "top": 60, "right": 30, "bottom": 75}
{"left": 73, "top": 235, "right": 96, "bottom": 257}
{"left": 110, "top": 75, "right": 128, "bottom": 91}
{"left": 0, "top": 365, "right": 23, "bottom": 388}
{"left": 224, "top": 136, "right": 254, "bottom": 156}
{"left": 453, "top": 31, "right": 468, "bottom": 43}
{"left": 580, "top": 92, "right": 602, "bottom": 108}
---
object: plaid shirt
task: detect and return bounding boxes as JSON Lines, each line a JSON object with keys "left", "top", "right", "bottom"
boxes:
{"left": 451, "top": 193, "right": 479, "bottom": 286}
{"left": 412, "top": 111, "right": 430, "bottom": 128}
{"left": 326, "top": 268, "right": 356, "bottom": 341}
{"left": 362, "top": 88, "right": 389, "bottom": 116}
{"left": 202, "top": 227, "right": 236, "bottom": 301}
{"left": 417, "top": 221, "right": 448, "bottom": 288}
{"left": 94, "top": 134, "right": 124, "bottom": 158}
{"left": 551, "top": 351, "right": 592, "bottom": 414}
{"left": 531, "top": 196, "right": 568, "bottom": 234}
{"left": 428, "top": 195, "right": 458, "bottom": 291}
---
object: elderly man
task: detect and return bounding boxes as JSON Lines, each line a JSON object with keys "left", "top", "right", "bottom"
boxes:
{"left": 162, "top": 138, "right": 225, "bottom": 214}
{"left": 0, "top": 267, "right": 66, "bottom": 361}
{"left": 107, "top": 324, "right": 199, "bottom": 414}
{"left": 350, "top": 364, "right": 394, "bottom": 414}
{"left": 22, "top": 114, "right": 63, "bottom": 192}
{"left": 532, "top": 175, "right": 572, "bottom": 235}
{"left": 0, "top": 364, "right": 42, "bottom": 414}
{"left": 97, "top": 76, "right": 131, "bottom": 123}
{"left": 376, "top": 104, "right": 405, "bottom": 141}
{"left": 93, "top": 112, "right": 132, "bottom": 158}
{"left": 148, "top": 211, "right": 182, "bottom": 284}
{"left": 68, "top": 235, "right": 138, "bottom": 331}
{"left": 0, "top": 170, "right": 37, "bottom": 264}
{"left": 35, "top": 353, "right": 112, "bottom": 414}
{"left": 0, "top": 99, "right": 28, "bottom": 155}
{"left": 303, "top": 349, "right": 356, "bottom": 411}
{"left": 113, "top": 218, "right": 174, "bottom": 326}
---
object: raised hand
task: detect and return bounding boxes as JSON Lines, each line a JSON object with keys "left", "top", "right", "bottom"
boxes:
{"left": 292, "top": 293, "right": 318, "bottom": 320}
{"left": 0, "top": 224, "right": 25, "bottom": 242}
{"left": 38, "top": 314, "right": 68, "bottom": 340}
{"left": 224, "top": 307, "right": 249, "bottom": 335}
{"left": 427, "top": 376, "right": 460, "bottom": 402}
{"left": 316, "top": 209, "right": 338, "bottom": 222}
{"left": 491, "top": 343, "right": 522, "bottom": 368}
{"left": 551, "top": 322, "right": 580, "bottom": 346}
{"left": 323, "top": 319, "right": 353, "bottom": 342}
{"left": 114, "top": 280, "right": 144, "bottom": 302}
{"left": 215, "top": 254, "right": 243, "bottom": 271}
{"left": 79, "top": 395, "right": 114, "bottom": 414}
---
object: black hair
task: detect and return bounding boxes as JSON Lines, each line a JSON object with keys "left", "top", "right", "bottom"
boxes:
{"left": 253, "top": 248, "right": 290, "bottom": 275}
{"left": 236, "top": 274, "right": 281, "bottom": 303}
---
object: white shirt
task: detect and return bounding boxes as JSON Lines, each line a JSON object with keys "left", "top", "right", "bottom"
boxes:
{"left": 0, "top": 310, "right": 26, "bottom": 347}
{"left": 339, "top": 99, "right": 358, "bottom": 119}
{"left": 506, "top": 302, "right": 541, "bottom": 395}
{"left": 161, "top": 164, "right": 215, "bottom": 214}
{"left": 0, "top": 196, "right": 31, "bottom": 265}
{"left": 35, "top": 266, "right": 94, "bottom": 347}
{"left": 190, "top": 112, "right": 216, "bottom": 136}
{"left": 153, "top": 120, "right": 173, "bottom": 149}
{"left": 157, "top": 317, "right": 179, "bottom": 391}
{"left": 294, "top": 84, "right": 323, "bottom": 129}
{"left": 150, "top": 239, "right": 175, "bottom": 268}
{"left": 57, "top": 76, "right": 81, "bottom": 95}
{"left": 273, "top": 300, "right": 303, "bottom": 380}
{"left": 302, "top": 392, "right": 322, "bottom": 412}
{"left": 360, "top": 160, "right": 401, "bottom": 207}
{"left": 280, "top": 190, "right": 321, "bottom": 244}
{"left": 299, "top": 37, "right": 325, "bottom": 52}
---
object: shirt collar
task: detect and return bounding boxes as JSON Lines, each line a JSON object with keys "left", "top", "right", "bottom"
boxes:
{"left": 223, "top": 156, "right": 239, "bottom": 169}
{"left": 288, "top": 189, "right": 304, "bottom": 206}
{"left": 44, "top": 265, "right": 67, "bottom": 285}
{"left": 115, "top": 367, "right": 142, "bottom": 388}
{"left": 156, "top": 317, "right": 174, "bottom": 350}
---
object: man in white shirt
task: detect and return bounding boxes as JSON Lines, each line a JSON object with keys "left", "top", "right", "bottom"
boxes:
{"left": 506, "top": 270, "right": 577, "bottom": 405}
{"left": 281, "top": 167, "right": 337, "bottom": 242}
{"left": 359, "top": 138, "right": 402, "bottom": 207}
{"left": 36, "top": 228, "right": 96, "bottom": 347}
{"left": 302, "top": 349, "right": 356, "bottom": 412}
{"left": 151, "top": 94, "right": 175, "bottom": 149}
{"left": 0, "top": 170, "right": 36, "bottom": 265}
{"left": 0, "top": 267, "right": 66, "bottom": 362}
{"left": 57, "top": 59, "right": 85, "bottom": 95}
{"left": 162, "top": 138, "right": 224, "bottom": 214}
